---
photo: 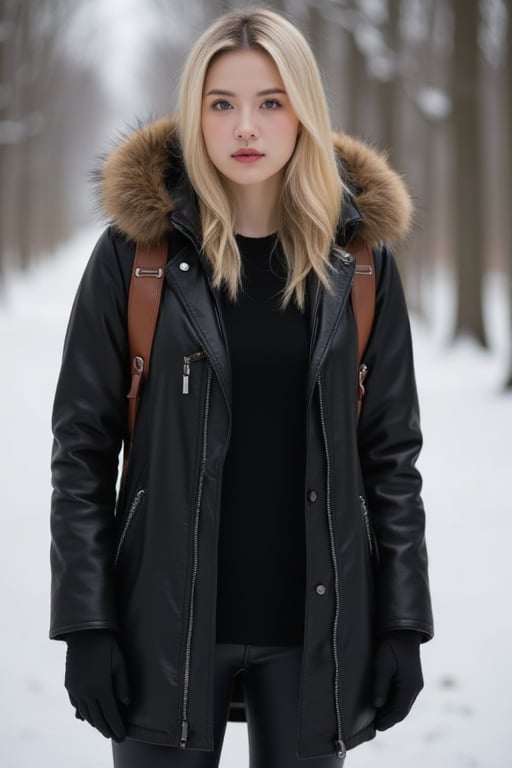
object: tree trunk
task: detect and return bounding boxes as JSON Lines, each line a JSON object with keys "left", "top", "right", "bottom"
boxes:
{"left": 402, "top": 0, "right": 440, "bottom": 318}
{"left": 0, "top": 0, "right": 15, "bottom": 280}
{"left": 345, "top": 12, "right": 368, "bottom": 138}
{"left": 505, "top": 6, "right": 512, "bottom": 388}
{"left": 453, "top": 0, "right": 487, "bottom": 346}
{"left": 379, "top": 0, "right": 401, "bottom": 167}
{"left": 378, "top": 0, "right": 410, "bottom": 285}
{"left": 14, "top": 0, "right": 34, "bottom": 269}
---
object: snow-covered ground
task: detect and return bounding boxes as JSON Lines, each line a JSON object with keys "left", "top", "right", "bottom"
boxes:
{"left": 1, "top": 228, "right": 511, "bottom": 768}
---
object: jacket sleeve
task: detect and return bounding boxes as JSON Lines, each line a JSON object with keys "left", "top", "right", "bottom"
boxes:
{"left": 357, "top": 243, "right": 434, "bottom": 642}
{"left": 49, "top": 228, "right": 132, "bottom": 640}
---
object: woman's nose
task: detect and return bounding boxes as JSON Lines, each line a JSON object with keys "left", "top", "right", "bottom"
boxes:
{"left": 234, "top": 115, "right": 258, "bottom": 141}
{"left": 235, "top": 128, "right": 257, "bottom": 140}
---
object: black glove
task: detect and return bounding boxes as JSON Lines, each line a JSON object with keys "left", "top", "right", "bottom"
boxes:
{"left": 64, "top": 630, "right": 131, "bottom": 742}
{"left": 372, "top": 630, "right": 424, "bottom": 731}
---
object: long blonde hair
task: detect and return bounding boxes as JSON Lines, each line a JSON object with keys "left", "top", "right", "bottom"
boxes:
{"left": 178, "top": 7, "right": 348, "bottom": 311}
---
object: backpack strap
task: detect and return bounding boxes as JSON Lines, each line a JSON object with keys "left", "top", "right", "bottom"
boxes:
{"left": 123, "top": 240, "right": 168, "bottom": 475}
{"left": 347, "top": 240, "right": 376, "bottom": 416}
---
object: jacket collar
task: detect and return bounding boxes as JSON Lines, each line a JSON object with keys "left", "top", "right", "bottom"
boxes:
{"left": 165, "top": 169, "right": 361, "bottom": 410}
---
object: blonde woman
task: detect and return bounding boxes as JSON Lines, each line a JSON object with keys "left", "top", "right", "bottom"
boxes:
{"left": 50, "top": 8, "right": 434, "bottom": 767}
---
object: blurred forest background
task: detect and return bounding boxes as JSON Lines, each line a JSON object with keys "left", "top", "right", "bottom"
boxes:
{"left": 0, "top": 0, "right": 510, "bottom": 384}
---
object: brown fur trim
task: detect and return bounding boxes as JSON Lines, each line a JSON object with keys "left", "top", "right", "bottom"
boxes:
{"left": 97, "top": 115, "right": 412, "bottom": 246}
{"left": 333, "top": 133, "right": 413, "bottom": 246}
{"left": 99, "top": 116, "right": 179, "bottom": 245}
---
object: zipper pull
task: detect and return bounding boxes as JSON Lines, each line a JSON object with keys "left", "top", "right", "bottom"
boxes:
{"left": 183, "top": 356, "right": 191, "bottom": 394}
{"left": 182, "top": 351, "right": 207, "bottom": 394}
{"left": 180, "top": 720, "right": 188, "bottom": 748}
{"left": 335, "top": 738, "right": 346, "bottom": 759}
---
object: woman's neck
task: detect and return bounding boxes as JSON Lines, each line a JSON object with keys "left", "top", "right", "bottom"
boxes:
{"left": 228, "top": 176, "right": 281, "bottom": 238}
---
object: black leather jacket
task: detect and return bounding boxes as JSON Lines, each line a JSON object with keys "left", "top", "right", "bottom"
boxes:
{"left": 50, "top": 118, "right": 433, "bottom": 759}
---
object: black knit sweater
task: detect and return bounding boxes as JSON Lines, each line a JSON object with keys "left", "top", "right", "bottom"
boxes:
{"left": 215, "top": 233, "right": 310, "bottom": 646}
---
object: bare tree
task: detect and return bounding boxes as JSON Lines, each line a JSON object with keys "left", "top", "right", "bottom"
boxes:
{"left": 452, "top": 0, "right": 487, "bottom": 346}
{"left": 378, "top": 0, "right": 401, "bottom": 167}
{"left": 35, "top": 58, "right": 108, "bottom": 251}
{"left": 0, "top": 0, "right": 17, "bottom": 277}
{"left": 399, "top": 0, "right": 450, "bottom": 316}
{"left": 0, "top": 0, "right": 93, "bottom": 277}
{"left": 505, "top": 5, "right": 512, "bottom": 388}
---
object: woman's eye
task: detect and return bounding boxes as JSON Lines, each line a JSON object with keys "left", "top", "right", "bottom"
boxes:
{"left": 262, "top": 99, "right": 282, "bottom": 109}
{"left": 212, "top": 100, "right": 232, "bottom": 110}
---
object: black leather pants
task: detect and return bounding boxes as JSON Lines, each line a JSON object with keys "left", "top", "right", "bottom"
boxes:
{"left": 112, "top": 643, "right": 343, "bottom": 768}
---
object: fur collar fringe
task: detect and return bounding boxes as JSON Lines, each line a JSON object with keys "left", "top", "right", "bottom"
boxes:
{"left": 97, "top": 115, "right": 413, "bottom": 247}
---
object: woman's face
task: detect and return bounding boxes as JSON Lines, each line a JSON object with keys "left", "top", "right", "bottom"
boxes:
{"left": 201, "top": 49, "right": 301, "bottom": 193}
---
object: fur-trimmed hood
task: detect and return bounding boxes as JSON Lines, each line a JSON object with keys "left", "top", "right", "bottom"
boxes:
{"left": 97, "top": 115, "right": 413, "bottom": 247}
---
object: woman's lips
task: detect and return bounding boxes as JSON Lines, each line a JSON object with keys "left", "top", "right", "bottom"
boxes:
{"left": 232, "top": 153, "right": 264, "bottom": 163}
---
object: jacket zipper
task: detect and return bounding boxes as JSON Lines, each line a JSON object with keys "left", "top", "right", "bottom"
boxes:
{"left": 114, "top": 489, "right": 146, "bottom": 567}
{"left": 182, "top": 350, "right": 207, "bottom": 394}
{"left": 180, "top": 360, "right": 213, "bottom": 748}
{"left": 317, "top": 375, "right": 346, "bottom": 760}
{"left": 359, "top": 495, "right": 374, "bottom": 557}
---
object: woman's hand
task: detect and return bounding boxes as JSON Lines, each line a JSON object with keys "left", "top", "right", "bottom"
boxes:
{"left": 64, "top": 630, "right": 131, "bottom": 742}
{"left": 372, "top": 630, "right": 424, "bottom": 730}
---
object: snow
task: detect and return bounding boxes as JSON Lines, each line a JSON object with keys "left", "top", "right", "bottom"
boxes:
{"left": 415, "top": 87, "right": 452, "bottom": 121}
{"left": 0, "top": 227, "right": 511, "bottom": 768}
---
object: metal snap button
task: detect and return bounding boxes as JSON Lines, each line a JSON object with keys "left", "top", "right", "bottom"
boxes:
{"left": 315, "top": 584, "right": 326, "bottom": 595}
{"left": 179, "top": 262, "right": 190, "bottom": 271}
{"left": 340, "top": 251, "right": 354, "bottom": 265}
{"left": 307, "top": 490, "right": 318, "bottom": 503}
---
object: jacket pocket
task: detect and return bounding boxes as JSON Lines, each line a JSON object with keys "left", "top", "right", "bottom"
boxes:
{"left": 114, "top": 488, "right": 147, "bottom": 568}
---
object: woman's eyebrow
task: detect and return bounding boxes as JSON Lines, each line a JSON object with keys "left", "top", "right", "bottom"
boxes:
{"left": 205, "top": 88, "right": 287, "bottom": 97}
